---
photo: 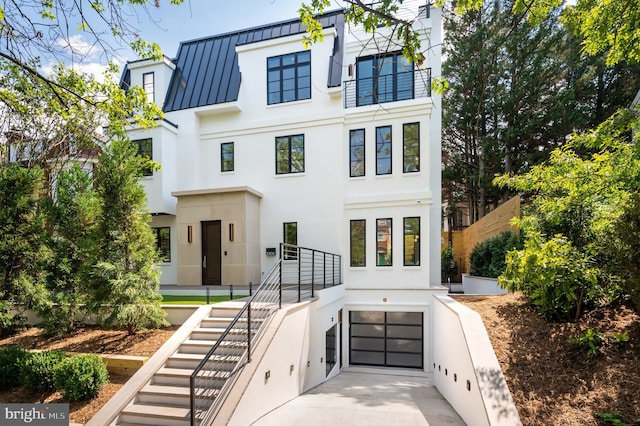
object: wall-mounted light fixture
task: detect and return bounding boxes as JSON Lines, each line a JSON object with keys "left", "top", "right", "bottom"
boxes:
{"left": 187, "top": 225, "right": 193, "bottom": 243}
{"left": 229, "top": 223, "right": 234, "bottom": 241}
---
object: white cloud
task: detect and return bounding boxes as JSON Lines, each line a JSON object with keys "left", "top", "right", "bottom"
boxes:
{"left": 56, "top": 34, "right": 101, "bottom": 61}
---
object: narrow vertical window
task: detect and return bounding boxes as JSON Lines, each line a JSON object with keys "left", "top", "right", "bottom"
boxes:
{"left": 403, "top": 217, "right": 420, "bottom": 266}
{"left": 221, "top": 142, "right": 234, "bottom": 172}
{"left": 403, "top": 123, "right": 420, "bottom": 173}
{"left": 153, "top": 227, "right": 171, "bottom": 262}
{"left": 283, "top": 222, "right": 298, "bottom": 260}
{"left": 143, "top": 72, "right": 155, "bottom": 103}
{"left": 349, "top": 129, "right": 365, "bottom": 177}
{"left": 376, "top": 218, "right": 392, "bottom": 266}
{"left": 133, "top": 138, "right": 153, "bottom": 176}
{"left": 350, "top": 219, "right": 366, "bottom": 267}
{"left": 376, "top": 126, "right": 392, "bottom": 175}
{"left": 276, "top": 135, "right": 304, "bottom": 174}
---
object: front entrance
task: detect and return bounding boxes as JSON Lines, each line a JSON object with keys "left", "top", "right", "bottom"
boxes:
{"left": 202, "top": 220, "right": 222, "bottom": 285}
{"left": 349, "top": 311, "right": 423, "bottom": 369}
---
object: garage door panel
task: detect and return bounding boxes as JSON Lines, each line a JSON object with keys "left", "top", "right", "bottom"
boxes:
{"left": 349, "top": 311, "right": 423, "bottom": 369}
{"left": 351, "top": 337, "right": 385, "bottom": 351}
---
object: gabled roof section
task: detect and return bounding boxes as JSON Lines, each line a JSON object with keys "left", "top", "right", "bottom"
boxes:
{"left": 163, "top": 10, "right": 344, "bottom": 113}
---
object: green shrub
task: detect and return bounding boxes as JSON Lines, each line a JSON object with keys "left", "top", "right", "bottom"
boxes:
{"left": 0, "top": 301, "right": 27, "bottom": 337}
{"left": 441, "top": 245, "right": 457, "bottom": 282}
{"left": 53, "top": 354, "right": 108, "bottom": 401}
{"left": 20, "top": 350, "right": 67, "bottom": 392}
{"left": 0, "top": 346, "right": 28, "bottom": 390}
{"left": 499, "top": 234, "right": 604, "bottom": 322}
{"left": 568, "top": 328, "right": 605, "bottom": 357}
{"left": 469, "top": 231, "right": 522, "bottom": 278}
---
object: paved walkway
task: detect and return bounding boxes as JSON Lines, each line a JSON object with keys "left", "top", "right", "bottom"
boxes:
{"left": 251, "top": 368, "right": 466, "bottom": 426}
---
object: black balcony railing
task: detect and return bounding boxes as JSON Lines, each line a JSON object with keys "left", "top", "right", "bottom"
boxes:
{"left": 343, "top": 68, "right": 432, "bottom": 109}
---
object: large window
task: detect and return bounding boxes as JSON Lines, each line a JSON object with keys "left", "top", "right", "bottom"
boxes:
{"left": 403, "top": 217, "right": 420, "bottom": 266}
{"left": 350, "top": 219, "right": 366, "bottom": 267}
{"left": 143, "top": 72, "right": 155, "bottom": 103}
{"left": 267, "top": 51, "right": 311, "bottom": 105}
{"left": 349, "top": 129, "right": 365, "bottom": 177}
{"left": 153, "top": 227, "right": 171, "bottom": 262}
{"left": 221, "top": 142, "right": 234, "bottom": 172}
{"left": 133, "top": 138, "right": 153, "bottom": 176}
{"left": 376, "top": 126, "right": 392, "bottom": 175}
{"left": 376, "top": 218, "right": 392, "bottom": 266}
{"left": 403, "top": 123, "right": 420, "bottom": 173}
{"left": 356, "top": 52, "right": 413, "bottom": 106}
{"left": 283, "top": 222, "right": 298, "bottom": 260}
{"left": 276, "top": 135, "right": 304, "bottom": 174}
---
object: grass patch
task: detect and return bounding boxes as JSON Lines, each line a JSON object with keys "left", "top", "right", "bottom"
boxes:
{"left": 161, "top": 295, "right": 246, "bottom": 305}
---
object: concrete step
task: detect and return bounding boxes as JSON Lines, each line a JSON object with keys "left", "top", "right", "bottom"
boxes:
{"left": 200, "top": 316, "right": 265, "bottom": 329}
{"left": 166, "top": 352, "right": 241, "bottom": 370}
{"left": 152, "top": 367, "right": 231, "bottom": 387}
{"left": 119, "top": 403, "right": 191, "bottom": 426}
{"left": 137, "top": 384, "right": 191, "bottom": 407}
{"left": 179, "top": 339, "right": 247, "bottom": 355}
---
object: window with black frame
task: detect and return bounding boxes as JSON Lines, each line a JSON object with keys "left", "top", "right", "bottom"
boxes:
{"left": 349, "top": 129, "right": 365, "bottom": 177}
{"left": 403, "top": 217, "right": 420, "bottom": 266}
{"left": 356, "top": 52, "right": 413, "bottom": 106}
{"left": 276, "top": 135, "right": 304, "bottom": 174}
{"left": 267, "top": 51, "right": 311, "bottom": 105}
{"left": 283, "top": 222, "right": 297, "bottom": 260}
{"left": 403, "top": 123, "right": 420, "bottom": 173}
{"left": 221, "top": 142, "right": 234, "bottom": 172}
{"left": 133, "top": 138, "right": 153, "bottom": 176}
{"left": 153, "top": 227, "right": 171, "bottom": 262}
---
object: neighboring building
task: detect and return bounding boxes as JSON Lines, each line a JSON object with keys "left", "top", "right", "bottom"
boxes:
{"left": 122, "top": 2, "right": 443, "bottom": 371}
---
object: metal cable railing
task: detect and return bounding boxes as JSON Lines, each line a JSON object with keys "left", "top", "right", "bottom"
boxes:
{"left": 189, "top": 244, "right": 342, "bottom": 425}
{"left": 343, "top": 68, "right": 432, "bottom": 109}
{"left": 190, "top": 262, "right": 281, "bottom": 426}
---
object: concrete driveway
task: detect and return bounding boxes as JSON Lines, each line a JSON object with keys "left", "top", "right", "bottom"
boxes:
{"left": 251, "top": 368, "right": 466, "bottom": 426}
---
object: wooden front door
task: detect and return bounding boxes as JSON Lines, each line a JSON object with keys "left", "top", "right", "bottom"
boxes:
{"left": 202, "top": 220, "right": 222, "bottom": 285}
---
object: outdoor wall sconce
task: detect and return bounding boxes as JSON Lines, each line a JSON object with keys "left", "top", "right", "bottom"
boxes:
{"left": 229, "top": 223, "right": 234, "bottom": 241}
{"left": 265, "top": 370, "right": 271, "bottom": 381}
{"left": 290, "top": 364, "right": 294, "bottom": 375}
{"left": 187, "top": 225, "right": 193, "bottom": 243}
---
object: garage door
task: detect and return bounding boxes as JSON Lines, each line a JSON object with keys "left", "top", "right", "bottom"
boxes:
{"left": 349, "top": 311, "right": 423, "bottom": 369}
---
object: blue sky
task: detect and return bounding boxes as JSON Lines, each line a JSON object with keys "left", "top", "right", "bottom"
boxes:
{"left": 134, "top": 0, "right": 317, "bottom": 59}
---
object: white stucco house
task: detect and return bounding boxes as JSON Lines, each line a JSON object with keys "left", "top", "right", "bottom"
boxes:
{"left": 122, "top": 1, "right": 444, "bottom": 373}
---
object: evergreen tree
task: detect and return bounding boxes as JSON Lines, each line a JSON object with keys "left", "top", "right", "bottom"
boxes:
{"left": 0, "top": 165, "right": 51, "bottom": 311}
{"left": 43, "top": 164, "right": 100, "bottom": 335}
{"left": 89, "top": 138, "right": 167, "bottom": 335}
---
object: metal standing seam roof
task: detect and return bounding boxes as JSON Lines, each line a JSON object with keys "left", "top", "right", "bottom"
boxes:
{"left": 162, "top": 10, "right": 345, "bottom": 113}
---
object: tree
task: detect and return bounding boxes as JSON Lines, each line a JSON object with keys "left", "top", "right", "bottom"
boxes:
{"left": 0, "top": 165, "right": 51, "bottom": 311}
{"left": 43, "top": 164, "right": 100, "bottom": 335}
{"left": 89, "top": 138, "right": 167, "bottom": 334}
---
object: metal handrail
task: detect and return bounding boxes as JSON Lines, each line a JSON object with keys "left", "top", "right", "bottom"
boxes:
{"left": 343, "top": 68, "right": 432, "bottom": 109}
{"left": 189, "top": 261, "right": 281, "bottom": 426}
{"left": 189, "top": 244, "right": 342, "bottom": 425}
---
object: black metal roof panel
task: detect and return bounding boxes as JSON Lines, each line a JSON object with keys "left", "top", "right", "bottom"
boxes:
{"left": 163, "top": 10, "right": 344, "bottom": 112}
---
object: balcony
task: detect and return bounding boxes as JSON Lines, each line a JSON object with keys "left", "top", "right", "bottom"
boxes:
{"left": 343, "top": 68, "right": 431, "bottom": 109}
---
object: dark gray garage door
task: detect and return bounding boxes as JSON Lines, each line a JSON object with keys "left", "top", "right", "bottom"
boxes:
{"left": 349, "top": 311, "right": 423, "bottom": 369}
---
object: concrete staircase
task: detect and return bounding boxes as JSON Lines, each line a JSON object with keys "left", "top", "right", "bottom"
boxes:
{"left": 88, "top": 302, "right": 250, "bottom": 426}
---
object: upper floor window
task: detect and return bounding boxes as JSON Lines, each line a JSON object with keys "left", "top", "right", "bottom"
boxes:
{"left": 349, "top": 129, "right": 365, "bottom": 177}
{"left": 350, "top": 219, "right": 366, "bottom": 267}
{"left": 143, "top": 72, "right": 155, "bottom": 103}
{"left": 356, "top": 52, "right": 413, "bottom": 107}
{"left": 376, "top": 218, "right": 392, "bottom": 266}
{"left": 133, "top": 138, "right": 153, "bottom": 176}
{"left": 221, "top": 142, "right": 234, "bottom": 172}
{"left": 267, "top": 51, "right": 311, "bottom": 105}
{"left": 403, "top": 217, "right": 420, "bottom": 266}
{"left": 376, "top": 126, "right": 392, "bottom": 175}
{"left": 403, "top": 123, "right": 420, "bottom": 173}
{"left": 276, "top": 135, "right": 304, "bottom": 174}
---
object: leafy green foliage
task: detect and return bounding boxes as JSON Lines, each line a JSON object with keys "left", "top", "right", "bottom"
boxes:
{"left": 0, "top": 165, "right": 51, "bottom": 311}
{"left": 568, "top": 328, "right": 605, "bottom": 357}
{"left": 469, "top": 231, "right": 522, "bottom": 278}
{"left": 441, "top": 245, "right": 457, "bottom": 282}
{"left": 0, "top": 301, "right": 27, "bottom": 337}
{"left": 595, "top": 412, "right": 626, "bottom": 426}
{"left": 499, "top": 233, "right": 603, "bottom": 322}
{"left": 53, "top": 354, "right": 108, "bottom": 402}
{"left": 89, "top": 138, "right": 167, "bottom": 334}
{"left": 0, "top": 346, "right": 28, "bottom": 390}
{"left": 20, "top": 350, "right": 67, "bottom": 392}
